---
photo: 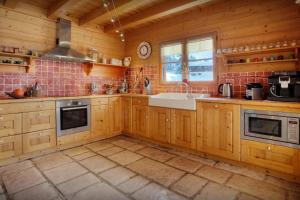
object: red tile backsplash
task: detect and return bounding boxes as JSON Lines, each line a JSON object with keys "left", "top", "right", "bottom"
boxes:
{"left": 0, "top": 59, "right": 124, "bottom": 97}
{"left": 0, "top": 59, "right": 270, "bottom": 98}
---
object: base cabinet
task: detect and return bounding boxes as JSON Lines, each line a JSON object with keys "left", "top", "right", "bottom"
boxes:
{"left": 171, "top": 109, "right": 196, "bottom": 149}
{"left": 0, "top": 135, "right": 22, "bottom": 160}
{"left": 241, "top": 140, "right": 299, "bottom": 176}
{"left": 22, "top": 110, "right": 55, "bottom": 133}
{"left": 0, "top": 113, "right": 22, "bottom": 137}
{"left": 149, "top": 107, "right": 171, "bottom": 143}
{"left": 23, "top": 129, "right": 56, "bottom": 153}
{"left": 122, "top": 97, "right": 132, "bottom": 133}
{"left": 91, "top": 105, "right": 108, "bottom": 138}
{"left": 132, "top": 105, "right": 149, "bottom": 138}
{"left": 197, "top": 102, "right": 240, "bottom": 161}
{"left": 108, "top": 97, "right": 123, "bottom": 136}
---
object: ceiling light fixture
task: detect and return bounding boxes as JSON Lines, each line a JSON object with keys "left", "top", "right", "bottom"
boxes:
{"left": 102, "top": 0, "right": 125, "bottom": 43}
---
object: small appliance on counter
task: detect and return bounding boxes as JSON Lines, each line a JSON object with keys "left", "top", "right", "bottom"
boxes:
{"left": 267, "top": 71, "right": 300, "bottom": 102}
{"left": 218, "top": 83, "right": 233, "bottom": 98}
{"left": 144, "top": 77, "right": 152, "bottom": 95}
{"left": 245, "top": 83, "right": 263, "bottom": 100}
{"left": 118, "top": 79, "right": 129, "bottom": 93}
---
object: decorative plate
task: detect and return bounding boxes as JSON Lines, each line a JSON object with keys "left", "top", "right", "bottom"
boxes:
{"left": 137, "top": 41, "right": 151, "bottom": 59}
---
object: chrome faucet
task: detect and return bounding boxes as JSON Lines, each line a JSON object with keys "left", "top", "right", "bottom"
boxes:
{"left": 176, "top": 81, "right": 191, "bottom": 96}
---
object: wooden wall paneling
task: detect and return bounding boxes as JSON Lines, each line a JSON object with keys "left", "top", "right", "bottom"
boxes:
{"left": 124, "top": 0, "right": 300, "bottom": 75}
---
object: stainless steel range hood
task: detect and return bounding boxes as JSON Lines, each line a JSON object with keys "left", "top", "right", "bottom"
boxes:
{"left": 43, "top": 18, "right": 93, "bottom": 63}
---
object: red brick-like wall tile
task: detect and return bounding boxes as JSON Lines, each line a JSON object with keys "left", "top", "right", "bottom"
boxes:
{"left": 0, "top": 59, "right": 123, "bottom": 97}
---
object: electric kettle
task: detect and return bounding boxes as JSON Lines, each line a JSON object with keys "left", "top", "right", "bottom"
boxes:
{"left": 218, "top": 83, "right": 233, "bottom": 98}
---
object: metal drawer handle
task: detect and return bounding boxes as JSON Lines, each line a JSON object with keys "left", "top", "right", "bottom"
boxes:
{"left": 267, "top": 146, "right": 271, "bottom": 151}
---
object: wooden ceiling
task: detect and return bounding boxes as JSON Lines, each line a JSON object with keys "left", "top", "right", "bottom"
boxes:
{"left": 2, "top": 0, "right": 215, "bottom": 32}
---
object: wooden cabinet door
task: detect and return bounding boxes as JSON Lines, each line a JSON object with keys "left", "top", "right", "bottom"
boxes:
{"left": 241, "top": 140, "right": 299, "bottom": 175}
{"left": 23, "top": 129, "right": 56, "bottom": 154}
{"left": 0, "top": 135, "right": 22, "bottom": 160}
{"left": 122, "top": 97, "right": 132, "bottom": 133}
{"left": 0, "top": 113, "right": 22, "bottom": 137}
{"left": 149, "top": 107, "right": 171, "bottom": 143}
{"left": 108, "top": 97, "right": 123, "bottom": 135}
{"left": 91, "top": 105, "right": 108, "bottom": 138}
{"left": 132, "top": 105, "right": 148, "bottom": 137}
{"left": 197, "top": 102, "right": 240, "bottom": 160}
{"left": 171, "top": 109, "right": 196, "bottom": 149}
{"left": 22, "top": 110, "right": 55, "bottom": 133}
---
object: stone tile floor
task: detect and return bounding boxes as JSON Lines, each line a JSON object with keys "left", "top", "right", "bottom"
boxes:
{"left": 0, "top": 135, "right": 299, "bottom": 200}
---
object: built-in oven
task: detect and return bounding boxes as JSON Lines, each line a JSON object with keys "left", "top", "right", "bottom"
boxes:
{"left": 56, "top": 99, "right": 91, "bottom": 137}
{"left": 241, "top": 109, "right": 300, "bottom": 148}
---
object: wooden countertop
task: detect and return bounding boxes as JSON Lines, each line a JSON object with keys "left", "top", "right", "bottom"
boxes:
{"left": 196, "top": 97, "right": 300, "bottom": 109}
{"left": 0, "top": 94, "right": 299, "bottom": 109}
{"left": 0, "top": 93, "right": 150, "bottom": 104}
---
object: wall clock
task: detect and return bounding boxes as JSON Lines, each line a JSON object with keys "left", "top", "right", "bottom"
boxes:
{"left": 137, "top": 41, "right": 151, "bottom": 59}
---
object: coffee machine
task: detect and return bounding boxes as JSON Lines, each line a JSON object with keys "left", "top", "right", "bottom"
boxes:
{"left": 267, "top": 71, "right": 300, "bottom": 102}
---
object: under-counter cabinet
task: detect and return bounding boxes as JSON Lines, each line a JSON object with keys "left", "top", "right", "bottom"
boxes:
{"left": 132, "top": 97, "right": 149, "bottom": 138}
{"left": 197, "top": 102, "right": 240, "bottom": 161}
{"left": 149, "top": 107, "right": 171, "bottom": 143}
{"left": 91, "top": 98, "right": 109, "bottom": 138}
{"left": 0, "top": 135, "right": 22, "bottom": 160}
{"left": 171, "top": 109, "right": 196, "bottom": 149}
{"left": 241, "top": 140, "right": 300, "bottom": 176}
{"left": 0, "top": 113, "right": 22, "bottom": 137}
{"left": 22, "top": 110, "right": 55, "bottom": 133}
{"left": 122, "top": 97, "right": 132, "bottom": 133}
{"left": 108, "top": 97, "right": 123, "bottom": 136}
{"left": 23, "top": 129, "right": 56, "bottom": 153}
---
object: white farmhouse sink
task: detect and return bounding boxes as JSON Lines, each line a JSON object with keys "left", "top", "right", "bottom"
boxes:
{"left": 149, "top": 93, "right": 210, "bottom": 110}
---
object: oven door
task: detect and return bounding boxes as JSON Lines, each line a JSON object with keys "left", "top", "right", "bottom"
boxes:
{"left": 245, "top": 113, "right": 288, "bottom": 142}
{"left": 57, "top": 105, "right": 90, "bottom": 137}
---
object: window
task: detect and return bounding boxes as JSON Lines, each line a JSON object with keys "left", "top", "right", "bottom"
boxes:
{"left": 161, "top": 42, "right": 183, "bottom": 82}
{"left": 160, "top": 36, "right": 214, "bottom": 83}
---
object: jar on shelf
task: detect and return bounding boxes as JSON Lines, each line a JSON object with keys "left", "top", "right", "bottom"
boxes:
{"left": 88, "top": 48, "right": 99, "bottom": 62}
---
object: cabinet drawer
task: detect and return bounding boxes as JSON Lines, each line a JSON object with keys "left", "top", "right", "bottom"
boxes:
{"left": 22, "top": 110, "right": 55, "bottom": 133}
{"left": 241, "top": 140, "right": 299, "bottom": 175}
{"left": 23, "top": 129, "right": 56, "bottom": 154}
{"left": 57, "top": 131, "right": 90, "bottom": 146}
{"left": 0, "top": 101, "right": 55, "bottom": 114}
{"left": 132, "top": 97, "right": 148, "bottom": 106}
{"left": 0, "top": 114, "right": 22, "bottom": 137}
{"left": 91, "top": 98, "right": 108, "bottom": 106}
{"left": 0, "top": 135, "right": 22, "bottom": 160}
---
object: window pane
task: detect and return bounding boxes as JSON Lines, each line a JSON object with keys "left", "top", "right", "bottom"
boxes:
{"left": 187, "top": 37, "right": 214, "bottom": 81}
{"left": 188, "top": 60, "right": 213, "bottom": 81}
{"left": 187, "top": 38, "right": 213, "bottom": 60}
{"left": 161, "top": 43, "right": 182, "bottom": 63}
{"left": 162, "top": 63, "right": 182, "bottom": 82}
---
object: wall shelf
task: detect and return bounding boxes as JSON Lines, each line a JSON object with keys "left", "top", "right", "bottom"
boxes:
{"left": 218, "top": 46, "right": 299, "bottom": 57}
{"left": 82, "top": 62, "right": 128, "bottom": 78}
{"left": 0, "top": 52, "right": 38, "bottom": 73}
{"left": 225, "top": 59, "right": 299, "bottom": 66}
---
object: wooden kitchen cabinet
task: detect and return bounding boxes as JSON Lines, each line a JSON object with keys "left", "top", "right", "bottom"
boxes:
{"left": 91, "top": 105, "right": 108, "bottom": 138}
{"left": 0, "top": 113, "right": 22, "bottom": 137}
{"left": 149, "top": 107, "right": 171, "bottom": 143}
{"left": 22, "top": 110, "right": 55, "bottom": 133}
{"left": 171, "top": 109, "right": 196, "bottom": 149}
{"left": 0, "top": 135, "right": 22, "bottom": 160}
{"left": 23, "top": 129, "right": 56, "bottom": 154}
{"left": 197, "top": 102, "right": 240, "bottom": 161}
{"left": 132, "top": 101, "right": 149, "bottom": 137}
{"left": 108, "top": 97, "right": 123, "bottom": 136}
{"left": 122, "top": 97, "right": 132, "bottom": 133}
{"left": 241, "top": 140, "right": 299, "bottom": 175}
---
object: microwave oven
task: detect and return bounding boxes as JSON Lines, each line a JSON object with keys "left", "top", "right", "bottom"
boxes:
{"left": 241, "top": 109, "right": 300, "bottom": 148}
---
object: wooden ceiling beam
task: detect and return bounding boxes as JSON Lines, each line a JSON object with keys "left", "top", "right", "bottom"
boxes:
{"left": 47, "top": 0, "right": 78, "bottom": 19}
{"left": 104, "top": 0, "right": 213, "bottom": 32}
{"left": 79, "top": 0, "right": 151, "bottom": 26}
{"left": 3, "top": 0, "right": 19, "bottom": 8}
